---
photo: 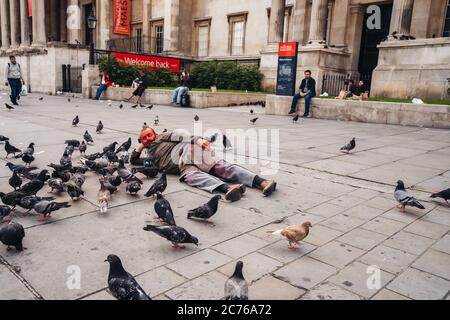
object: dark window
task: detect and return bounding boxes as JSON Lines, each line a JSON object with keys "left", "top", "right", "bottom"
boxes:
{"left": 155, "top": 26, "right": 164, "bottom": 53}
{"left": 444, "top": 0, "right": 450, "bottom": 37}
{"left": 84, "top": 4, "right": 93, "bottom": 45}
{"left": 136, "top": 28, "right": 142, "bottom": 52}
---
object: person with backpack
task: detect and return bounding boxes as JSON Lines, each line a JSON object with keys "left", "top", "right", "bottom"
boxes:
{"left": 94, "top": 71, "right": 114, "bottom": 100}
{"left": 126, "top": 71, "right": 150, "bottom": 104}
{"left": 4, "top": 56, "right": 24, "bottom": 106}
{"left": 172, "top": 71, "right": 192, "bottom": 106}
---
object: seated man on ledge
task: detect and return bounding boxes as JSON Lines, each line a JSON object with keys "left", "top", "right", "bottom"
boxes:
{"left": 131, "top": 128, "right": 277, "bottom": 202}
{"left": 288, "top": 70, "right": 316, "bottom": 117}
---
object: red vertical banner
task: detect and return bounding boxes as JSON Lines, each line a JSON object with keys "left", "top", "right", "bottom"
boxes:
{"left": 113, "top": 0, "right": 131, "bottom": 35}
{"left": 28, "top": 0, "right": 32, "bottom": 17}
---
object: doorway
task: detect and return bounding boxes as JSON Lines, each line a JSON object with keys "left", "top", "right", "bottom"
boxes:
{"left": 358, "top": 3, "right": 392, "bottom": 87}
{"left": 84, "top": 3, "right": 94, "bottom": 45}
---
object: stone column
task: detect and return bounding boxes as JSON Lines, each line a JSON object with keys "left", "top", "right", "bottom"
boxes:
{"left": 97, "top": 0, "right": 111, "bottom": 49}
{"left": 346, "top": 5, "right": 365, "bottom": 71}
{"left": 49, "top": 0, "right": 58, "bottom": 41}
{"left": 19, "top": 0, "right": 31, "bottom": 47}
{"left": 164, "top": 0, "right": 180, "bottom": 52}
{"left": 307, "top": 0, "right": 328, "bottom": 45}
{"left": 0, "top": 0, "right": 11, "bottom": 51}
{"left": 66, "top": 0, "right": 80, "bottom": 44}
{"left": 389, "top": 0, "right": 414, "bottom": 37}
{"left": 142, "top": 0, "right": 152, "bottom": 52}
{"left": 32, "top": 0, "right": 46, "bottom": 46}
{"left": 59, "top": 0, "right": 67, "bottom": 42}
{"left": 291, "top": 0, "right": 308, "bottom": 45}
{"left": 9, "top": 0, "right": 21, "bottom": 49}
{"left": 268, "top": 0, "right": 286, "bottom": 44}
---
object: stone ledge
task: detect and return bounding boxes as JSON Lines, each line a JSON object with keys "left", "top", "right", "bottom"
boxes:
{"left": 265, "top": 95, "right": 450, "bottom": 129}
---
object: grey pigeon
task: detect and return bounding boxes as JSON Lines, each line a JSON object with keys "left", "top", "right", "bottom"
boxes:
{"left": 144, "top": 173, "right": 167, "bottom": 197}
{"left": 0, "top": 135, "right": 10, "bottom": 142}
{"left": 17, "top": 196, "right": 55, "bottom": 212}
{"left": 194, "top": 115, "right": 200, "bottom": 122}
{"left": 96, "top": 121, "right": 104, "bottom": 134}
{"left": 6, "top": 162, "right": 37, "bottom": 175}
{"left": 132, "top": 165, "right": 158, "bottom": 178}
{"left": 0, "top": 222, "right": 25, "bottom": 251}
{"left": 394, "top": 180, "right": 425, "bottom": 213}
{"left": 224, "top": 261, "right": 248, "bottom": 300}
{"left": 84, "top": 131, "right": 94, "bottom": 144}
{"left": 154, "top": 192, "right": 176, "bottom": 226}
{"left": 340, "top": 138, "right": 356, "bottom": 153}
{"left": 66, "top": 183, "right": 84, "bottom": 201}
{"left": 48, "top": 178, "right": 65, "bottom": 194}
{"left": 18, "top": 170, "right": 49, "bottom": 194}
{"left": 103, "top": 142, "right": 118, "bottom": 154}
{"left": 72, "top": 115, "right": 79, "bottom": 126}
{"left": 4, "top": 141, "right": 21, "bottom": 158}
{"left": 79, "top": 141, "right": 87, "bottom": 156}
{"left": 0, "top": 205, "right": 12, "bottom": 220}
{"left": 143, "top": 225, "right": 198, "bottom": 249}
{"left": 9, "top": 171, "right": 22, "bottom": 190}
{"left": 116, "top": 138, "right": 132, "bottom": 153}
{"left": 223, "top": 135, "right": 232, "bottom": 150}
{"left": 0, "top": 191, "right": 29, "bottom": 207}
{"left": 5, "top": 103, "right": 14, "bottom": 111}
{"left": 105, "top": 255, "right": 150, "bottom": 300}
{"left": 126, "top": 181, "right": 142, "bottom": 195}
{"left": 14, "top": 142, "right": 35, "bottom": 158}
{"left": 188, "top": 195, "right": 222, "bottom": 224}
{"left": 117, "top": 160, "right": 143, "bottom": 184}
{"left": 65, "top": 139, "right": 81, "bottom": 149}
{"left": 250, "top": 117, "right": 258, "bottom": 125}
{"left": 73, "top": 172, "right": 86, "bottom": 188}
{"left": 33, "top": 200, "right": 71, "bottom": 219}
{"left": 430, "top": 188, "right": 450, "bottom": 206}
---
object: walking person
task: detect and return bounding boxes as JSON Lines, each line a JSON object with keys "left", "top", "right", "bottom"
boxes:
{"left": 126, "top": 71, "right": 150, "bottom": 104}
{"left": 288, "top": 70, "right": 316, "bottom": 117}
{"left": 172, "top": 71, "right": 192, "bottom": 106}
{"left": 94, "top": 71, "right": 114, "bottom": 100}
{"left": 4, "top": 56, "right": 24, "bottom": 106}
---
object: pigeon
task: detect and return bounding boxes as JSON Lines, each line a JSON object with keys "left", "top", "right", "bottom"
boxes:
{"left": 79, "top": 141, "right": 87, "bottom": 156}
{"left": 33, "top": 200, "right": 71, "bottom": 220}
{"left": 187, "top": 195, "right": 222, "bottom": 224}
{"left": 250, "top": 117, "right": 259, "bottom": 125}
{"left": 194, "top": 115, "right": 200, "bottom": 122}
{"left": 70, "top": 166, "right": 89, "bottom": 174}
{"left": 293, "top": 114, "right": 299, "bottom": 123}
{"left": 430, "top": 188, "right": 450, "bottom": 205}
{"left": 131, "top": 104, "right": 138, "bottom": 109}
{"left": 79, "top": 158, "right": 105, "bottom": 172}
{"left": 73, "top": 172, "right": 86, "bottom": 188}
{"left": 17, "top": 196, "right": 56, "bottom": 212}
{"left": 63, "top": 145, "right": 75, "bottom": 158}
{"left": 98, "top": 178, "right": 112, "bottom": 213}
{"left": 269, "top": 222, "right": 312, "bottom": 249}
{"left": 6, "top": 162, "right": 37, "bottom": 175}
{"left": 4, "top": 141, "right": 22, "bottom": 158}
{"left": 72, "top": 115, "right": 79, "bottom": 127}
{"left": 102, "top": 142, "right": 118, "bottom": 154}
{"left": 66, "top": 183, "right": 84, "bottom": 201}
{"left": 84, "top": 152, "right": 103, "bottom": 161}
{"left": 119, "top": 103, "right": 124, "bottom": 109}
{"left": 147, "top": 105, "right": 154, "bottom": 110}
{"left": 154, "top": 116, "right": 159, "bottom": 126}
{"left": 83, "top": 131, "right": 94, "bottom": 144}
{"left": 105, "top": 255, "right": 151, "bottom": 300}
{"left": 5, "top": 103, "right": 14, "bottom": 111}
{"left": 0, "top": 205, "right": 12, "bottom": 221}
{"left": 48, "top": 178, "right": 65, "bottom": 194}
{"left": 68, "top": 98, "right": 71, "bottom": 103}
{"left": 116, "top": 138, "right": 132, "bottom": 153}
{"left": 116, "top": 150, "right": 130, "bottom": 164}
{"left": 0, "top": 191, "right": 29, "bottom": 208}
{"left": 250, "top": 109, "right": 254, "bottom": 114}
{"left": 340, "top": 138, "right": 356, "bottom": 153}
{"left": 39, "top": 97, "right": 44, "bottom": 101}
{"left": 0, "top": 135, "right": 9, "bottom": 142}
{"left": 394, "top": 180, "right": 425, "bottom": 213}
{"left": 126, "top": 181, "right": 142, "bottom": 195}
{"left": 9, "top": 171, "right": 22, "bottom": 190}
{"left": 0, "top": 222, "right": 25, "bottom": 251}
{"left": 223, "top": 135, "right": 232, "bottom": 150}
{"left": 153, "top": 192, "right": 176, "bottom": 226}
{"left": 65, "top": 139, "right": 81, "bottom": 149}
{"left": 104, "top": 151, "right": 119, "bottom": 165}
{"left": 142, "top": 122, "right": 149, "bottom": 129}
{"left": 60, "top": 154, "right": 72, "bottom": 167}
{"left": 96, "top": 121, "right": 104, "bottom": 134}
{"left": 14, "top": 142, "right": 35, "bottom": 158}
{"left": 143, "top": 225, "right": 198, "bottom": 249}
{"left": 48, "top": 163, "right": 71, "bottom": 172}
{"left": 144, "top": 173, "right": 167, "bottom": 197}
{"left": 117, "top": 160, "right": 143, "bottom": 184}
{"left": 51, "top": 170, "right": 71, "bottom": 183}
{"left": 132, "top": 166, "right": 158, "bottom": 179}
{"left": 21, "top": 153, "right": 35, "bottom": 166}
{"left": 18, "top": 170, "right": 49, "bottom": 195}
{"left": 224, "top": 261, "right": 248, "bottom": 300}
{"left": 162, "top": 129, "right": 168, "bottom": 133}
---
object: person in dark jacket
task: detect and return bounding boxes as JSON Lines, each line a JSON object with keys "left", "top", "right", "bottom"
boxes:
{"left": 288, "top": 70, "right": 316, "bottom": 117}
{"left": 126, "top": 71, "right": 150, "bottom": 104}
{"left": 172, "top": 71, "right": 192, "bottom": 106}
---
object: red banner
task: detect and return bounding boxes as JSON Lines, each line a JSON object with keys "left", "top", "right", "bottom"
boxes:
{"left": 113, "top": 0, "right": 131, "bottom": 35}
{"left": 113, "top": 52, "right": 181, "bottom": 73}
{"left": 28, "top": 0, "right": 32, "bottom": 17}
{"left": 278, "top": 42, "right": 298, "bottom": 57}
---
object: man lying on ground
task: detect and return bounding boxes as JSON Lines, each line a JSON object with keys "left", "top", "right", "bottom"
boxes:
{"left": 130, "top": 128, "right": 277, "bottom": 202}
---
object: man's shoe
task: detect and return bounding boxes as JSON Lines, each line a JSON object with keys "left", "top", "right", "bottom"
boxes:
{"left": 17, "top": 95, "right": 20, "bottom": 100}
{"left": 13, "top": 102, "right": 19, "bottom": 106}
{"left": 288, "top": 110, "right": 296, "bottom": 115}
{"left": 225, "top": 184, "right": 244, "bottom": 202}
{"left": 261, "top": 180, "right": 277, "bottom": 197}
{"left": 302, "top": 114, "right": 309, "bottom": 118}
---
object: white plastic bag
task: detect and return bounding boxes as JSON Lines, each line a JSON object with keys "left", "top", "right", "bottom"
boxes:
{"left": 412, "top": 98, "right": 424, "bottom": 104}
{"left": 20, "top": 84, "right": 28, "bottom": 96}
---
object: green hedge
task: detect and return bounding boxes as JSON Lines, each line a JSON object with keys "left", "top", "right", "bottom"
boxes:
{"left": 191, "top": 61, "right": 263, "bottom": 92}
{"left": 98, "top": 57, "right": 264, "bottom": 91}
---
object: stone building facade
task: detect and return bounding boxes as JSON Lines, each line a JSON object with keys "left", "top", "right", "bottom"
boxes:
{"left": 0, "top": 0, "right": 449, "bottom": 98}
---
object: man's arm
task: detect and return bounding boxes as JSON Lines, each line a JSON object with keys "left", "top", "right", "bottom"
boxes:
{"left": 4, "top": 64, "right": 9, "bottom": 85}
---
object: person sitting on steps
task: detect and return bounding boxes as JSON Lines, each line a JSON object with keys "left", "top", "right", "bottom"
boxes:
{"left": 288, "top": 70, "right": 316, "bottom": 118}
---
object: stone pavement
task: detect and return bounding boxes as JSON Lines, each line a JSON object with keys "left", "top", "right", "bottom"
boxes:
{"left": 0, "top": 93, "right": 449, "bottom": 300}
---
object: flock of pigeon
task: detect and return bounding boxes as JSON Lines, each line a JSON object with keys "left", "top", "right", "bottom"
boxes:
{"left": 1, "top": 103, "right": 449, "bottom": 300}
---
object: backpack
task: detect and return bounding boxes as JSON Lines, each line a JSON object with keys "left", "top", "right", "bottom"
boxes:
{"left": 181, "top": 92, "right": 190, "bottom": 108}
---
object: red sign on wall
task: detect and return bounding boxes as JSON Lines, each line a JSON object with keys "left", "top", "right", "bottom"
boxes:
{"left": 278, "top": 42, "right": 298, "bottom": 57}
{"left": 28, "top": 0, "right": 32, "bottom": 17}
{"left": 113, "top": 0, "right": 131, "bottom": 35}
{"left": 113, "top": 52, "right": 181, "bottom": 73}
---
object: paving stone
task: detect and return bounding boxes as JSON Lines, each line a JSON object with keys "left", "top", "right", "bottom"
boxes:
{"left": 302, "top": 159, "right": 369, "bottom": 176}
{"left": 212, "top": 234, "right": 271, "bottom": 259}
{"left": 259, "top": 240, "right": 316, "bottom": 263}
{"left": 301, "top": 281, "right": 362, "bottom": 300}
{"left": 404, "top": 220, "right": 449, "bottom": 240}
{"left": 361, "top": 217, "right": 407, "bottom": 236}
{"left": 306, "top": 203, "right": 346, "bottom": 218}
{"left": 396, "top": 153, "right": 450, "bottom": 171}
{"left": 0, "top": 265, "right": 37, "bottom": 300}
{"left": 274, "top": 256, "right": 337, "bottom": 290}
{"left": 308, "top": 241, "right": 365, "bottom": 269}
{"left": 387, "top": 268, "right": 450, "bottom": 300}
{"left": 421, "top": 207, "right": 450, "bottom": 227}
{"left": 81, "top": 290, "right": 115, "bottom": 300}
{"left": 283, "top": 211, "right": 326, "bottom": 225}
{"left": 302, "top": 225, "right": 343, "bottom": 246}
{"left": 364, "top": 196, "right": 397, "bottom": 211}
{"left": 166, "top": 249, "right": 232, "bottom": 279}
{"left": 328, "top": 195, "right": 367, "bottom": 209}
{"left": 384, "top": 231, "right": 435, "bottom": 255}
{"left": 371, "top": 289, "right": 411, "bottom": 300}
{"left": 359, "top": 245, "right": 417, "bottom": 275}
{"left": 381, "top": 206, "right": 429, "bottom": 224}
{"left": 320, "top": 214, "right": 365, "bottom": 233}
{"left": 249, "top": 275, "right": 306, "bottom": 300}
{"left": 135, "top": 266, "right": 187, "bottom": 297}
{"left": 218, "top": 252, "right": 282, "bottom": 284}
{"left": 165, "top": 271, "right": 229, "bottom": 300}
{"left": 249, "top": 223, "right": 290, "bottom": 243}
{"left": 343, "top": 205, "right": 384, "bottom": 222}
{"left": 432, "top": 234, "right": 450, "bottom": 254}
{"left": 337, "top": 228, "right": 388, "bottom": 251}
{"left": 348, "top": 188, "right": 381, "bottom": 200}
{"left": 412, "top": 250, "right": 450, "bottom": 280}
{"left": 329, "top": 261, "right": 395, "bottom": 299}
